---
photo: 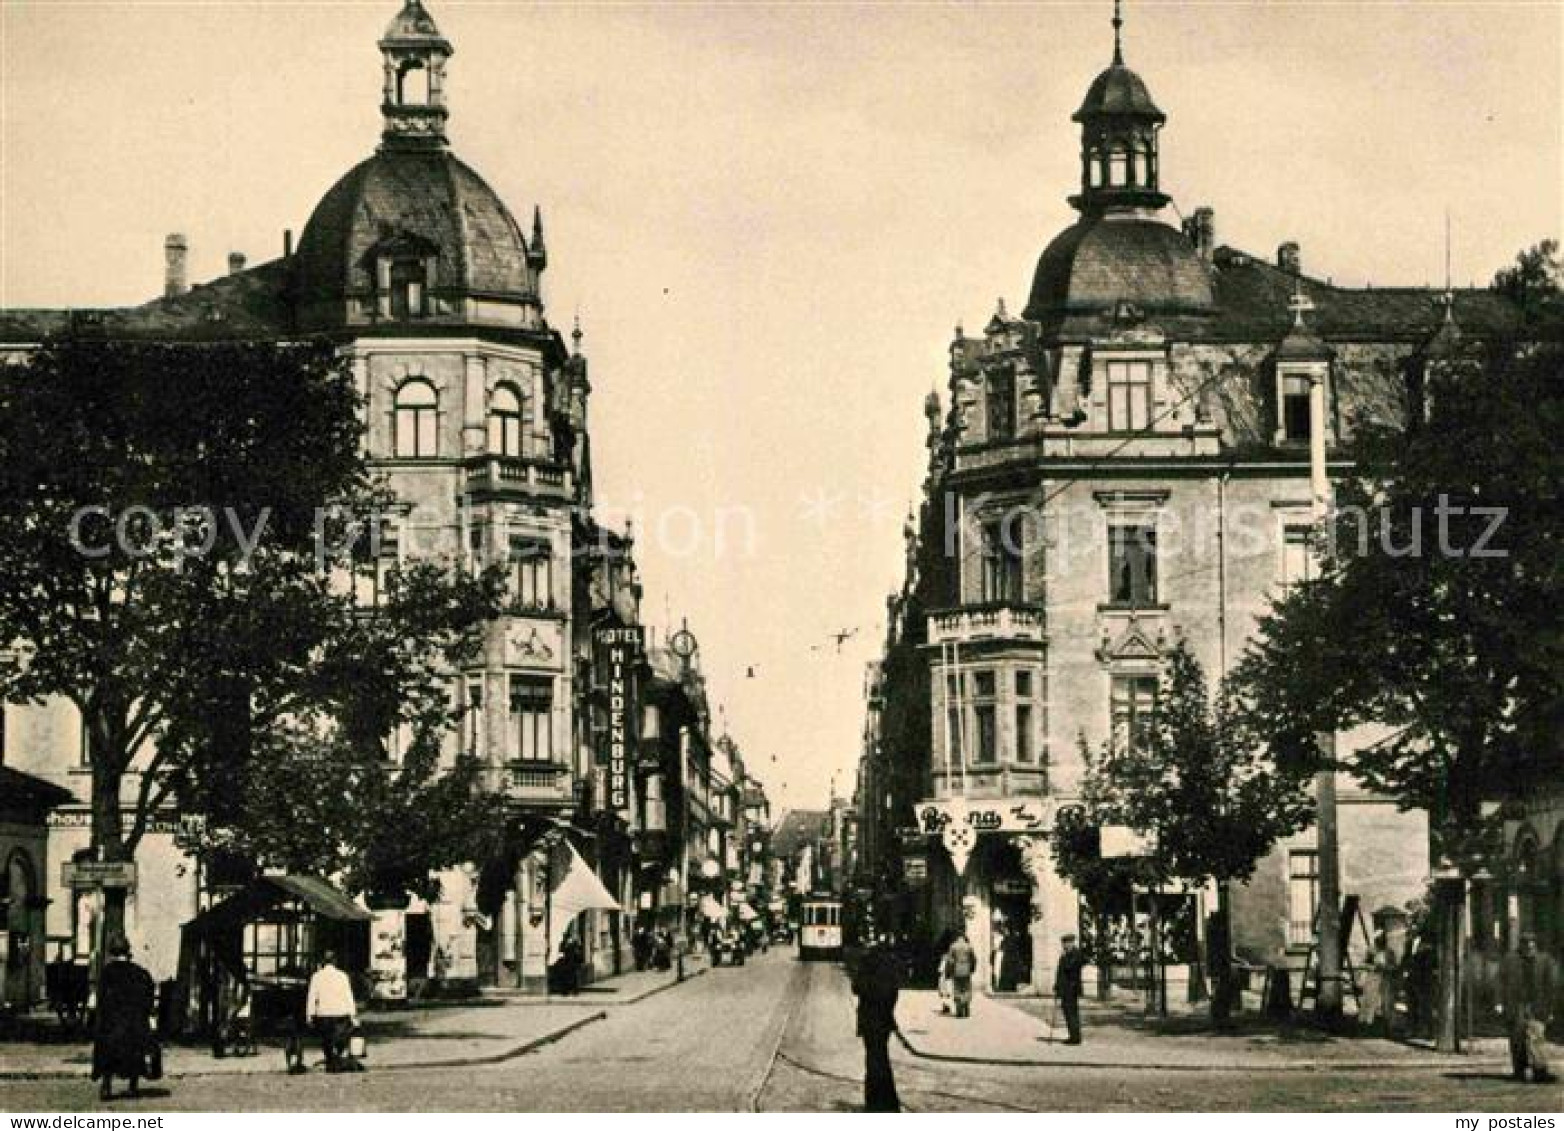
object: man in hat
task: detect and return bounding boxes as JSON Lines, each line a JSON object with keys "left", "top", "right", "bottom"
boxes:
{"left": 1501, "top": 933, "right": 1557, "bottom": 1084}
{"left": 851, "top": 933, "right": 902, "bottom": 1112}
{"left": 1053, "top": 934, "right": 1087, "bottom": 1045}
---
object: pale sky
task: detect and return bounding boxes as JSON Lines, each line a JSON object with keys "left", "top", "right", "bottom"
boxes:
{"left": 2, "top": 0, "right": 1560, "bottom": 815}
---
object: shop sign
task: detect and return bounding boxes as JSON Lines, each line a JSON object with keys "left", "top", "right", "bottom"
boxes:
{"left": 61, "top": 861, "right": 137, "bottom": 889}
{"left": 595, "top": 624, "right": 643, "bottom": 816}
{"left": 916, "top": 799, "right": 1052, "bottom": 837}
{"left": 48, "top": 810, "right": 181, "bottom": 836}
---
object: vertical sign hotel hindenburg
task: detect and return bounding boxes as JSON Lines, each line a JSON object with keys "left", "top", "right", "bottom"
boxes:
{"left": 596, "top": 625, "right": 642, "bottom": 816}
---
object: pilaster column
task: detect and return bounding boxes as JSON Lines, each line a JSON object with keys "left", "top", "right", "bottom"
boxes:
{"left": 463, "top": 354, "right": 487, "bottom": 457}
{"left": 1018, "top": 833, "right": 1073, "bottom": 995}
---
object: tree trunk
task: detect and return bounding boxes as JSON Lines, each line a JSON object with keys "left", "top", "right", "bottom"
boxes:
{"left": 1210, "top": 882, "right": 1235, "bottom": 1025}
{"left": 89, "top": 751, "right": 130, "bottom": 961}
{"left": 1434, "top": 878, "right": 1464, "bottom": 1053}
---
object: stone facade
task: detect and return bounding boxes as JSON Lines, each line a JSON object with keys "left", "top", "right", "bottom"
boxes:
{"left": 855, "top": 28, "right": 1517, "bottom": 1000}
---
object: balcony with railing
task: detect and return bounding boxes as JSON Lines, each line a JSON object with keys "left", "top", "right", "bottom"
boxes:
{"left": 464, "top": 455, "right": 573, "bottom": 500}
{"left": 499, "top": 760, "right": 574, "bottom": 805}
{"left": 927, "top": 602, "right": 1046, "bottom": 646}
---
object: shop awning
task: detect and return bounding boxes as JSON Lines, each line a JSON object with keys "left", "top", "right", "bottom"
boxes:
{"left": 182, "top": 874, "right": 371, "bottom": 939}
{"left": 699, "top": 895, "right": 727, "bottom": 922}
{"left": 736, "top": 902, "right": 759, "bottom": 922}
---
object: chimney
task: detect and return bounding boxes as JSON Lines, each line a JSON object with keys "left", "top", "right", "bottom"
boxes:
{"left": 1278, "top": 241, "right": 1301, "bottom": 275}
{"left": 283, "top": 229, "right": 294, "bottom": 258}
{"left": 228, "top": 251, "right": 247, "bottom": 276}
{"left": 164, "top": 233, "right": 189, "bottom": 298}
{"left": 1183, "top": 206, "right": 1215, "bottom": 263}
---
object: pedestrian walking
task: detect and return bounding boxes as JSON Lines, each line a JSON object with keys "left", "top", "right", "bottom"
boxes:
{"left": 1403, "top": 935, "right": 1436, "bottom": 1039}
{"left": 1053, "top": 933, "right": 1086, "bottom": 1045}
{"left": 1501, "top": 933, "right": 1558, "bottom": 1084}
{"left": 91, "top": 935, "right": 157, "bottom": 1101}
{"left": 304, "top": 949, "right": 359, "bottom": 1073}
{"left": 933, "top": 929, "right": 956, "bottom": 1014}
{"left": 851, "top": 934, "right": 901, "bottom": 1113}
{"left": 944, "top": 932, "right": 976, "bottom": 1019}
{"left": 1359, "top": 932, "right": 1393, "bottom": 1035}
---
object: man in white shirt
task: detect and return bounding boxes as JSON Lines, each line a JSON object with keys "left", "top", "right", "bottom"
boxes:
{"left": 304, "top": 949, "right": 357, "bottom": 1072}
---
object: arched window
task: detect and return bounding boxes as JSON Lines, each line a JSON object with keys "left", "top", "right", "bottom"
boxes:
{"left": 389, "top": 261, "right": 425, "bottom": 319}
{"left": 396, "top": 60, "right": 430, "bottom": 106}
{"left": 1088, "top": 149, "right": 1104, "bottom": 188}
{"left": 394, "top": 379, "right": 438, "bottom": 458}
{"left": 488, "top": 385, "right": 525, "bottom": 457}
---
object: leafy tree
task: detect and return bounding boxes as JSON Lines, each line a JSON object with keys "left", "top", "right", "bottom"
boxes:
{"left": 1069, "top": 642, "right": 1315, "bottom": 1020}
{"left": 1230, "top": 331, "right": 1564, "bottom": 1049}
{"left": 198, "top": 559, "right": 508, "bottom": 903}
{"left": 1492, "top": 239, "right": 1564, "bottom": 326}
{"left": 0, "top": 338, "right": 504, "bottom": 950}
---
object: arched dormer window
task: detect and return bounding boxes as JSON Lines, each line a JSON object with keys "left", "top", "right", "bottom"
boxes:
{"left": 394, "top": 379, "right": 438, "bottom": 458}
{"left": 389, "top": 260, "right": 425, "bottom": 319}
{"left": 489, "top": 384, "right": 526, "bottom": 457}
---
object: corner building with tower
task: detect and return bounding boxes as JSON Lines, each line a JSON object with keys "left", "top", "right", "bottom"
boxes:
{"left": 854, "top": 13, "right": 1521, "bottom": 1001}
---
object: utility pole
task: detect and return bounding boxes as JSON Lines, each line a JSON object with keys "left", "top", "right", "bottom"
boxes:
{"left": 1309, "top": 364, "right": 1343, "bottom": 1022}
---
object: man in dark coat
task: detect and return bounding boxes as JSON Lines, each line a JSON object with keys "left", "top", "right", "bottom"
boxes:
{"left": 1502, "top": 933, "right": 1557, "bottom": 1083}
{"left": 92, "top": 935, "right": 156, "bottom": 1101}
{"left": 1053, "top": 933, "right": 1086, "bottom": 1045}
{"left": 851, "top": 935, "right": 902, "bottom": 1112}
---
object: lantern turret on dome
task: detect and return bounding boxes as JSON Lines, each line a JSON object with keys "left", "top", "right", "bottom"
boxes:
{"left": 1069, "top": 0, "right": 1169, "bottom": 215}
{"left": 379, "top": 0, "right": 454, "bottom": 150}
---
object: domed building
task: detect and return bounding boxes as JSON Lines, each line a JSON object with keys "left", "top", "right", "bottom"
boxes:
{"left": 860, "top": 8, "right": 1522, "bottom": 1004}
{"left": 0, "top": 1, "right": 650, "bottom": 1002}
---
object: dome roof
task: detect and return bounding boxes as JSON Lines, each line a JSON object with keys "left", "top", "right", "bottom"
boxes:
{"left": 1023, "top": 216, "right": 1213, "bottom": 321}
{"left": 293, "top": 147, "right": 534, "bottom": 323}
{"left": 1073, "top": 63, "right": 1164, "bottom": 123}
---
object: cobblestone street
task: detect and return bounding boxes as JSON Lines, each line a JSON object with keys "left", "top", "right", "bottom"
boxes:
{"left": 3, "top": 951, "right": 1554, "bottom": 1112}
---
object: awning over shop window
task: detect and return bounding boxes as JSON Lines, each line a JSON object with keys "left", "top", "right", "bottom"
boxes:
{"left": 699, "top": 895, "right": 727, "bottom": 922}
{"left": 182, "top": 874, "right": 371, "bottom": 939}
{"left": 736, "top": 902, "right": 759, "bottom": 922}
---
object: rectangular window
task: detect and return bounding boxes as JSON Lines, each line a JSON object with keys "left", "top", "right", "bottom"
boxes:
{"left": 970, "top": 670, "right": 997, "bottom": 765}
{"left": 1111, "top": 674, "right": 1158, "bottom": 754}
{"left": 1108, "top": 524, "right": 1158, "bottom": 605}
{"left": 465, "top": 678, "right": 486, "bottom": 759}
{"left": 351, "top": 520, "right": 398, "bottom": 608}
{"left": 1015, "top": 703, "right": 1034, "bottom": 764}
{"left": 1106, "top": 360, "right": 1153, "bottom": 432}
{"left": 1015, "top": 670, "right": 1033, "bottom": 699}
{"left": 980, "top": 519, "right": 1023, "bottom": 604}
{"left": 1279, "top": 524, "right": 1315, "bottom": 587}
{"left": 509, "top": 534, "right": 552, "bottom": 610}
{"left": 987, "top": 369, "right": 1016, "bottom": 440}
{"left": 1288, "top": 849, "right": 1320, "bottom": 948}
{"left": 1282, "top": 374, "right": 1312, "bottom": 443}
{"left": 509, "top": 675, "right": 553, "bottom": 763}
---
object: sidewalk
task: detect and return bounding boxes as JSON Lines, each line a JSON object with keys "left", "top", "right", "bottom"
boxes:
{"left": 484, "top": 953, "right": 708, "bottom": 1006}
{"left": 0, "top": 961, "right": 705, "bottom": 1081}
{"left": 894, "top": 990, "right": 1512, "bottom": 1072}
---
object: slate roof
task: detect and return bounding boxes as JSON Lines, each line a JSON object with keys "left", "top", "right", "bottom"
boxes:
{"left": 1074, "top": 63, "right": 1165, "bottom": 123}
{"left": 294, "top": 148, "right": 532, "bottom": 316}
{"left": 770, "top": 809, "right": 830, "bottom": 858}
{"left": 1025, "top": 216, "right": 1215, "bottom": 321}
{"left": 0, "top": 260, "right": 292, "bottom": 344}
{"left": 1206, "top": 249, "right": 1521, "bottom": 343}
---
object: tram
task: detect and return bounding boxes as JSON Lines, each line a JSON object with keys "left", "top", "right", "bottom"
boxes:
{"left": 797, "top": 894, "right": 844, "bottom": 961}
